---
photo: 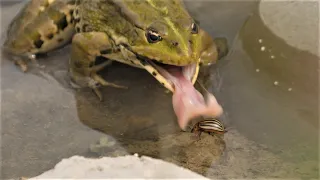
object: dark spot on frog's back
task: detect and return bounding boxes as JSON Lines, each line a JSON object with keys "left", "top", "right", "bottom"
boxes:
{"left": 55, "top": 15, "right": 68, "bottom": 31}
{"left": 46, "top": 33, "right": 54, "bottom": 39}
{"left": 74, "top": 18, "right": 80, "bottom": 24}
{"left": 82, "top": 24, "right": 92, "bottom": 32}
{"left": 34, "top": 39, "right": 44, "bottom": 49}
{"left": 57, "top": 38, "right": 64, "bottom": 43}
{"left": 100, "top": 49, "right": 112, "bottom": 54}
{"left": 74, "top": 61, "right": 82, "bottom": 68}
{"left": 67, "top": 0, "right": 76, "bottom": 5}
{"left": 69, "top": 10, "right": 74, "bottom": 23}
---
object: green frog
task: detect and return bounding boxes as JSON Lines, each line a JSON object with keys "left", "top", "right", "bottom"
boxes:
{"left": 2, "top": 0, "right": 228, "bottom": 130}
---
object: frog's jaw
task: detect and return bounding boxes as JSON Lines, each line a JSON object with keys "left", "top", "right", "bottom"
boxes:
{"left": 139, "top": 59, "right": 200, "bottom": 93}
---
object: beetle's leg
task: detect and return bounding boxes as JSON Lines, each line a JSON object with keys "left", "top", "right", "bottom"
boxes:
{"left": 190, "top": 130, "right": 202, "bottom": 141}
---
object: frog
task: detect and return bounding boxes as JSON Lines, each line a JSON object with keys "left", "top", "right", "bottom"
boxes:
{"left": 2, "top": 0, "right": 229, "bottom": 130}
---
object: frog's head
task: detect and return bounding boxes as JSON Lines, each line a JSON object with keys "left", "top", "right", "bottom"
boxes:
{"left": 127, "top": 1, "right": 221, "bottom": 93}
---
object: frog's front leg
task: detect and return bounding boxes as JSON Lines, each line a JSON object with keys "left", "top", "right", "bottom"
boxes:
{"left": 69, "top": 32, "right": 127, "bottom": 101}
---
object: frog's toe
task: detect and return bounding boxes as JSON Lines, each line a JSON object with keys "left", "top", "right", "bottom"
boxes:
{"left": 86, "top": 74, "right": 127, "bottom": 101}
{"left": 92, "top": 87, "right": 103, "bottom": 101}
{"left": 92, "top": 73, "right": 127, "bottom": 89}
{"left": 14, "top": 59, "right": 28, "bottom": 72}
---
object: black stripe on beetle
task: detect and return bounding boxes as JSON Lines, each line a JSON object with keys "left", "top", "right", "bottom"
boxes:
{"left": 199, "top": 120, "right": 224, "bottom": 128}
{"left": 198, "top": 119, "right": 225, "bottom": 132}
{"left": 200, "top": 119, "right": 223, "bottom": 125}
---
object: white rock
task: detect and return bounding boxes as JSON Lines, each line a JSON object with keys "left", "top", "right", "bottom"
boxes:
{"left": 29, "top": 155, "right": 209, "bottom": 179}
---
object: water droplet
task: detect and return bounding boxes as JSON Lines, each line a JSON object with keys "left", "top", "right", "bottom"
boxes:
{"left": 256, "top": 69, "right": 260, "bottom": 72}
{"left": 288, "top": 88, "right": 292, "bottom": 91}
{"left": 260, "top": 46, "right": 266, "bottom": 51}
{"left": 271, "top": 55, "right": 275, "bottom": 59}
{"left": 258, "top": 39, "right": 263, "bottom": 43}
{"left": 274, "top": 81, "right": 279, "bottom": 86}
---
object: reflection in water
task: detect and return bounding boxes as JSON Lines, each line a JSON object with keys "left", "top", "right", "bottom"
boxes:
{"left": 240, "top": 9, "right": 318, "bottom": 97}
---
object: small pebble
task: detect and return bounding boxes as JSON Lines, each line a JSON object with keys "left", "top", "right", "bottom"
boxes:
{"left": 271, "top": 55, "right": 275, "bottom": 59}
{"left": 274, "top": 81, "right": 279, "bottom": 86}
{"left": 288, "top": 88, "right": 292, "bottom": 91}
{"left": 258, "top": 39, "right": 263, "bottom": 43}
{"left": 256, "top": 69, "right": 260, "bottom": 72}
{"left": 260, "top": 46, "right": 266, "bottom": 51}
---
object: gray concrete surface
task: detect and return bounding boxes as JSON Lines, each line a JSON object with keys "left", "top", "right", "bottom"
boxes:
{"left": 1, "top": 0, "right": 319, "bottom": 179}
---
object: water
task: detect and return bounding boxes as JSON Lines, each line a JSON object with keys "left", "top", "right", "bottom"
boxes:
{"left": 1, "top": 0, "right": 318, "bottom": 179}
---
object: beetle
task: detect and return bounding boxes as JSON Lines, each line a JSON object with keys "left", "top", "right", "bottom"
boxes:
{"left": 191, "top": 117, "right": 228, "bottom": 139}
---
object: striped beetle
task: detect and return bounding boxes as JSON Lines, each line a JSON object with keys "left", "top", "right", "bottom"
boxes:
{"left": 191, "top": 118, "right": 227, "bottom": 139}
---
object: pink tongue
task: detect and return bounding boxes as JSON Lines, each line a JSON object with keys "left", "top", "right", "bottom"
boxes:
{"left": 171, "top": 71, "right": 223, "bottom": 130}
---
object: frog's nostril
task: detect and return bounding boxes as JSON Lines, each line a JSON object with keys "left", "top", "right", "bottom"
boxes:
{"left": 172, "top": 41, "right": 179, "bottom": 46}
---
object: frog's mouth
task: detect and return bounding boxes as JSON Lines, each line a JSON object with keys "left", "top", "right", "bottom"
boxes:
{"left": 145, "top": 60, "right": 199, "bottom": 92}
{"left": 141, "top": 59, "right": 223, "bottom": 130}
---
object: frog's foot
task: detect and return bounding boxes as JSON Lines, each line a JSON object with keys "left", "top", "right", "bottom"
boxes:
{"left": 69, "top": 32, "right": 129, "bottom": 100}
{"left": 12, "top": 54, "right": 44, "bottom": 72}
{"left": 70, "top": 64, "right": 127, "bottom": 101}
{"left": 14, "top": 59, "right": 28, "bottom": 72}
{"left": 70, "top": 72, "right": 127, "bottom": 101}
{"left": 90, "top": 73, "right": 127, "bottom": 101}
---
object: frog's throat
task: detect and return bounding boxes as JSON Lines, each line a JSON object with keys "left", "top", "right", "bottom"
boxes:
{"left": 139, "top": 59, "right": 200, "bottom": 93}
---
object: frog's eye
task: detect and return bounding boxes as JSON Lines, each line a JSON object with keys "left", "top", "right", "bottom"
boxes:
{"left": 191, "top": 23, "right": 198, "bottom": 34}
{"left": 146, "top": 30, "right": 162, "bottom": 43}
